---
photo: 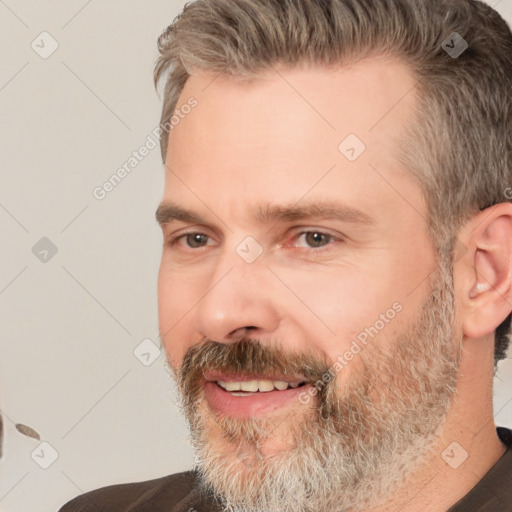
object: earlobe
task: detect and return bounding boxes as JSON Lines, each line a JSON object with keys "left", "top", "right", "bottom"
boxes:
{"left": 459, "top": 205, "right": 512, "bottom": 340}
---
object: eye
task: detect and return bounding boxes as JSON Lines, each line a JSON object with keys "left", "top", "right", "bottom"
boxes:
{"left": 294, "top": 231, "right": 337, "bottom": 249}
{"left": 172, "top": 232, "right": 212, "bottom": 249}
{"left": 169, "top": 230, "right": 339, "bottom": 251}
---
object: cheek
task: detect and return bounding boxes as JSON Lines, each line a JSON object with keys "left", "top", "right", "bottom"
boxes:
{"left": 279, "top": 265, "right": 383, "bottom": 349}
{"left": 158, "top": 256, "right": 207, "bottom": 313}
{"left": 281, "top": 263, "right": 412, "bottom": 373}
{"left": 157, "top": 263, "right": 204, "bottom": 365}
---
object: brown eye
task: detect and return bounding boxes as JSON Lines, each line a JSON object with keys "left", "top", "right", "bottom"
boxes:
{"left": 183, "top": 233, "right": 210, "bottom": 248}
{"left": 297, "top": 231, "right": 335, "bottom": 249}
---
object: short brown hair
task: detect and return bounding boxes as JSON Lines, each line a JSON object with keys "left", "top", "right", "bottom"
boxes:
{"left": 154, "top": 0, "right": 512, "bottom": 365}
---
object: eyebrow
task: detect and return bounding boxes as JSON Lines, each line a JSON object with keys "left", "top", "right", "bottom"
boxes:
{"left": 156, "top": 200, "right": 375, "bottom": 228}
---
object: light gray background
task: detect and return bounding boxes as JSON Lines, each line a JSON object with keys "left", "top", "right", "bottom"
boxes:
{"left": 1, "top": 1, "right": 511, "bottom": 511}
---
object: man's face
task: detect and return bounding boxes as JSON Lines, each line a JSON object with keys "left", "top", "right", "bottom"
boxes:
{"left": 157, "top": 57, "right": 461, "bottom": 511}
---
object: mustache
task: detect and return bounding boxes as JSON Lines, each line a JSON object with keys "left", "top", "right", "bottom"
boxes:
{"left": 177, "top": 338, "right": 333, "bottom": 408}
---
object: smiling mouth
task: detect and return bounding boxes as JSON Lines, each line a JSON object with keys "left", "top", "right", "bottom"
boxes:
{"left": 201, "top": 373, "right": 313, "bottom": 416}
{"left": 215, "top": 379, "right": 308, "bottom": 396}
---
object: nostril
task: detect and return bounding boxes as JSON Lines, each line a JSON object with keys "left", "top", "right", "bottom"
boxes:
{"left": 228, "top": 326, "right": 258, "bottom": 338}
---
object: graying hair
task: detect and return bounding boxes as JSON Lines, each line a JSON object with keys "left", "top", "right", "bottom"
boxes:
{"left": 154, "top": 0, "right": 512, "bottom": 364}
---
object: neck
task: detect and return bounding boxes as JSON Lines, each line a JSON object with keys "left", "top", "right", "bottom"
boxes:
{"left": 363, "top": 337, "right": 507, "bottom": 512}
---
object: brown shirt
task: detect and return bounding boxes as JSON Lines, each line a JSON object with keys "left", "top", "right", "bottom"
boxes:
{"left": 60, "top": 427, "right": 512, "bottom": 512}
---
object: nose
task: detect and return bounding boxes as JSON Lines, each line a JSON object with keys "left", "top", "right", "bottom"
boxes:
{"left": 193, "top": 248, "right": 281, "bottom": 343}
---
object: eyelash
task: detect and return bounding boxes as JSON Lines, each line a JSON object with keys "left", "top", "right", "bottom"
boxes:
{"left": 168, "top": 230, "right": 341, "bottom": 251}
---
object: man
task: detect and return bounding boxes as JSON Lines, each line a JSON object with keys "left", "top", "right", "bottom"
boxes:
{"left": 60, "top": 0, "right": 512, "bottom": 510}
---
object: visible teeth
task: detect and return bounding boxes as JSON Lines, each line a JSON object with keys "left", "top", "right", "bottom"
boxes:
{"left": 217, "top": 380, "right": 241, "bottom": 391}
{"left": 216, "top": 379, "right": 305, "bottom": 392}
{"left": 273, "top": 380, "right": 289, "bottom": 391}
{"left": 257, "top": 380, "right": 275, "bottom": 392}
{"left": 240, "top": 380, "right": 259, "bottom": 392}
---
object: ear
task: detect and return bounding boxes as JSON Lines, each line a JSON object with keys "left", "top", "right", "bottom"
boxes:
{"left": 454, "top": 203, "right": 512, "bottom": 339}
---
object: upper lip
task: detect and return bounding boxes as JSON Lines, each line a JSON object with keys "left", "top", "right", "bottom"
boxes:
{"left": 202, "top": 371, "right": 308, "bottom": 384}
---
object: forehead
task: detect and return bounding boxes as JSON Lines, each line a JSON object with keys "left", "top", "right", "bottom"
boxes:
{"left": 164, "top": 56, "right": 421, "bottom": 225}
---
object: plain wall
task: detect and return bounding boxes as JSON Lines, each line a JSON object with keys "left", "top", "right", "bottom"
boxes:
{"left": 0, "top": 1, "right": 511, "bottom": 511}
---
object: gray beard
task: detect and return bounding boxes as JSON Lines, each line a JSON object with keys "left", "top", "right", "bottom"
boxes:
{"left": 175, "top": 261, "right": 461, "bottom": 512}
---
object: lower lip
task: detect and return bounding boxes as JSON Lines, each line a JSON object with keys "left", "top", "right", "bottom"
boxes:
{"left": 203, "top": 381, "right": 311, "bottom": 418}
